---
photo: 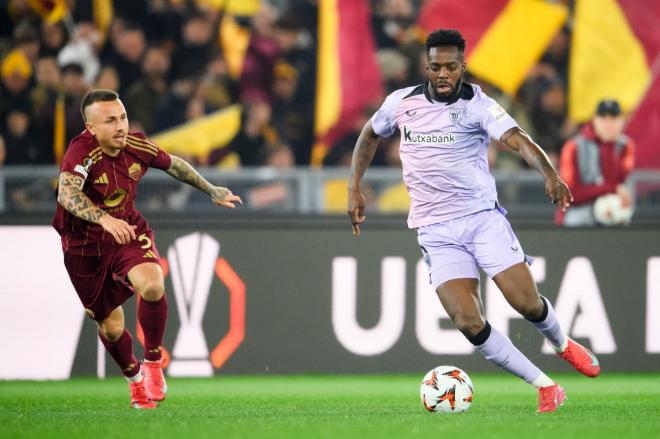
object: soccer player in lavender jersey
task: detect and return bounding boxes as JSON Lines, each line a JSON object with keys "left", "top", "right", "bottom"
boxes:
{"left": 53, "top": 89, "right": 242, "bottom": 409}
{"left": 348, "top": 30, "right": 600, "bottom": 413}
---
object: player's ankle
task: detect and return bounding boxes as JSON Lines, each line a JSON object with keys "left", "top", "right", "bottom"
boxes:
{"left": 531, "top": 372, "right": 555, "bottom": 389}
{"left": 550, "top": 337, "right": 569, "bottom": 354}
{"left": 125, "top": 371, "right": 144, "bottom": 383}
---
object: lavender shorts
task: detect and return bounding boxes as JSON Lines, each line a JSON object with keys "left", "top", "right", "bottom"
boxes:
{"left": 417, "top": 207, "right": 532, "bottom": 289}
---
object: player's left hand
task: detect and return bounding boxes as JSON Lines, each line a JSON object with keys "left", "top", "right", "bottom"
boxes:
{"left": 210, "top": 186, "right": 243, "bottom": 208}
{"left": 545, "top": 174, "right": 573, "bottom": 211}
{"left": 348, "top": 189, "right": 367, "bottom": 236}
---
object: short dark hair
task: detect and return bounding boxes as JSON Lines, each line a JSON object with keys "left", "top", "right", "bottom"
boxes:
{"left": 81, "top": 89, "right": 119, "bottom": 121}
{"left": 426, "top": 29, "right": 466, "bottom": 55}
{"left": 60, "top": 62, "right": 84, "bottom": 76}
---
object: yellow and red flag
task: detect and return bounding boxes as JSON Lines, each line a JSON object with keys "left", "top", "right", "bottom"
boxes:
{"left": 569, "top": 0, "right": 660, "bottom": 168}
{"left": 419, "top": 0, "right": 567, "bottom": 96}
{"left": 26, "top": 0, "right": 69, "bottom": 24}
{"left": 312, "top": 0, "right": 383, "bottom": 166}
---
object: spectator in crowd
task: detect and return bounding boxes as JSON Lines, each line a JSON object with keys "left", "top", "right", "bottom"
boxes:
{"left": 529, "top": 78, "right": 574, "bottom": 166}
{"left": 57, "top": 22, "right": 101, "bottom": 85}
{"left": 226, "top": 99, "right": 278, "bottom": 166}
{"left": 198, "top": 53, "right": 236, "bottom": 112}
{"left": 240, "top": 4, "right": 280, "bottom": 104}
{"left": 12, "top": 20, "right": 41, "bottom": 63}
{"left": 171, "top": 12, "right": 218, "bottom": 80}
{"left": 125, "top": 45, "right": 171, "bottom": 134}
{"left": 94, "top": 65, "right": 121, "bottom": 91}
{"left": 30, "top": 56, "right": 60, "bottom": 139}
{"left": 557, "top": 99, "right": 635, "bottom": 227}
{"left": 39, "top": 21, "right": 67, "bottom": 57}
{"left": 39, "top": 63, "right": 87, "bottom": 149}
{"left": 155, "top": 77, "right": 197, "bottom": 132}
{"left": 101, "top": 22, "right": 146, "bottom": 94}
{"left": 377, "top": 48, "right": 410, "bottom": 96}
{"left": 271, "top": 60, "right": 313, "bottom": 165}
{"left": 0, "top": 49, "right": 32, "bottom": 121}
{"left": 1, "top": 103, "right": 48, "bottom": 164}
{"left": 371, "top": 0, "right": 420, "bottom": 49}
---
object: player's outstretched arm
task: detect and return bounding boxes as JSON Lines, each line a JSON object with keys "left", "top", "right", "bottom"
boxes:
{"left": 348, "top": 120, "right": 381, "bottom": 236}
{"left": 500, "top": 127, "right": 573, "bottom": 211}
{"left": 165, "top": 155, "right": 242, "bottom": 208}
{"left": 57, "top": 172, "right": 136, "bottom": 244}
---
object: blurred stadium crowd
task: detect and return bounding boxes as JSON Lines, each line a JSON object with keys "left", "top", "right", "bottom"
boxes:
{"left": 0, "top": 0, "right": 601, "bottom": 172}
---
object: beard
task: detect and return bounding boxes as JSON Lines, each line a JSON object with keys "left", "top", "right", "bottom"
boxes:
{"left": 433, "top": 78, "right": 463, "bottom": 103}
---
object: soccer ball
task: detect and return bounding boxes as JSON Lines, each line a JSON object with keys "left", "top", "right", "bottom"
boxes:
{"left": 593, "top": 193, "right": 633, "bottom": 225}
{"left": 420, "top": 365, "right": 473, "bottom": 413}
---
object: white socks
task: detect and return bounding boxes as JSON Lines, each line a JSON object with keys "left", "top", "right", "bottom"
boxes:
{"left": 531, "top": 372, "right": 555, "bottom": 389}
{"left": 125, "top": 371, "right": 144, "bottom": 383}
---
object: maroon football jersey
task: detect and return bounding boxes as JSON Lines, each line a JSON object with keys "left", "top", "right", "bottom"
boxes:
{"left": 52, "top": 130, "right": 172, "bottom": 256}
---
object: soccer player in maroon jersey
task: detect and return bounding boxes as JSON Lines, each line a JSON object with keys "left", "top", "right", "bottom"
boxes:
{"left": 53, "top": 89, "right": 242, "bottom": 409}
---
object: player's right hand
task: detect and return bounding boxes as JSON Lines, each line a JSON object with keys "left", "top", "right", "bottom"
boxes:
{"left": 99, "top": 215, "right": 137, "bottom": 245}
{"left": 348, "top": 189, "right": 366, "bottom": 236}
{"left": 545, "top": 174, "right": 573, "bottom": 212}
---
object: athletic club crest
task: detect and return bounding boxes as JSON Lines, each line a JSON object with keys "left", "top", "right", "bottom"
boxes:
{"left": 128, "top": 162, "right": 141, "bottom": 181}
{"left": 449, "top": 110, "right": 464, "bottom": 125}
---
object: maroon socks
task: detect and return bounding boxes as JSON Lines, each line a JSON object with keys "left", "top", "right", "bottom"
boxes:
{"left": 99, "top": 329, "right": 140, "bottom": 378}
{"left": 138, "top": 295, "right": 168, "bottom": 361}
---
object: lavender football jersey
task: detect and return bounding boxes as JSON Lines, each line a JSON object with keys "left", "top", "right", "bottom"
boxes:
{"left": 371, "top": 82, "right": 518, "bottom": 228}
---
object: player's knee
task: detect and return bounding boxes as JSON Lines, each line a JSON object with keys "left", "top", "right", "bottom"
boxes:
{"left": 517, "top": 298, "right": 544, "bottom": 320}
{"left": 139, "top": 282, "right": 164, "bottom": 302}
{"left": 454, "top": 314, "right": 486, "bottom": 339}
{"left": 100, "top": 322, "right": 124, "bottom": 342}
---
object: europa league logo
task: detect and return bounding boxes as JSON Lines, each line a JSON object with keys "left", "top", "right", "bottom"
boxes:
{"left": 167, "top": 232, "right": 219, "bottom": 377}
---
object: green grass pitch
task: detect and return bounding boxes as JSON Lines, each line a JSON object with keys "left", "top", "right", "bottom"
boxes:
{"left": 1, "top": 374, "right": 659, "bottom": 438}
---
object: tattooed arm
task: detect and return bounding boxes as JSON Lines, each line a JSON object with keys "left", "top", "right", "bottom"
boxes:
{"left": 500, "top": 127, "right": 573, "bottom": 211}
{"left": 57, "top": 172, "right": 136, "bottom": 244}
{"left": 348, "top": 120, "right": 381, "bottom": 235}
{"left": 165, "top": 155, "right": 242, "bottom": 208}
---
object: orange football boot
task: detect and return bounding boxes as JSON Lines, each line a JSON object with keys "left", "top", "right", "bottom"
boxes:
{"left": 129, "top": 377, "right": 157, "bottom": 409}
{"left": 143, "top": 360, "right": 168, "bottom": 401}
{"left": 558, "top": 338, "right": 601, "bottom": 378}
{"left": 537, "top": 384, "right": 567, "bottom": 413}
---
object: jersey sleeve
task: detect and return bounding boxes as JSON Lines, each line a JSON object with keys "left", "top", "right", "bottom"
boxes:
{"left": 370, "top": 90, "right": 406, "bottom": 137}
{"left": 151, "top": 145, "right": 172, "bottom": 170}
{"left": 128, "top": 132, "right": 172, "bottom": 170}
{"left": 60, "top": 141, "right": 93, "bottom": 181}
{"left": 475, "top": 94, "right": 518, "bottom": 141}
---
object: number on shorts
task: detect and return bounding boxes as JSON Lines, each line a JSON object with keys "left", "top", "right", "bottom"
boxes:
{"left": 138, "top": 233, "right": 152, "bottom": 250}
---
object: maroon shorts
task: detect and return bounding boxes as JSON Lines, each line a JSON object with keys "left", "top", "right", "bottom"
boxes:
{"left": 63, "top": 230, "right": 161, "bottom": 322}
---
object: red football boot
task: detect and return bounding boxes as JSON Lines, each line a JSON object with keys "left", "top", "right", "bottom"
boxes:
{"left": 129, "top": 378, "right": 157, "bottom": 409}
{"left": 558, "top": 338, "right": 601, "bottom": 378}
{"left": 537, "top": 384, "right": 567, "bottom": 413}
{"left": 143, "top": 360, "right": 168, "bottom": 401}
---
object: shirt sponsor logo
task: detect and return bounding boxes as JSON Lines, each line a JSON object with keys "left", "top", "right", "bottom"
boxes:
{"left": 403, "top": 126, "right": 456, "bottom": 144}
{"left": 104, "top": 188, "right": 127, "bottom": 208}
